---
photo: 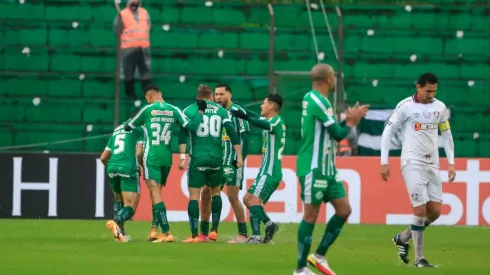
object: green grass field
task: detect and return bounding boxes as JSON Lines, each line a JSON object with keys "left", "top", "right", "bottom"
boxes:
{"left": 0, "top": 219, "right": 488, "bottom": 274}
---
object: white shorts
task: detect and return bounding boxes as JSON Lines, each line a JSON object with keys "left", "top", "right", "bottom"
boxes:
{"left": 401, "top": 163, "right": 442, "bottom": 207}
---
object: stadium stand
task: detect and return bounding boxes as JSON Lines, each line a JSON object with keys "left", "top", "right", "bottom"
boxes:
{"left": 0, "top": 0, "right": 489, "bottom": 157}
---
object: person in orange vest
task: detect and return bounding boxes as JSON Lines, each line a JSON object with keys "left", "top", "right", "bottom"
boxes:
{"left": 113, "top": 0, "right": 152, "bottom": 100}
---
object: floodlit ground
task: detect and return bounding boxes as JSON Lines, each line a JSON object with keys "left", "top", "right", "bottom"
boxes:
{"left": 0, "top": 220, "right": 488, "bottom": 274}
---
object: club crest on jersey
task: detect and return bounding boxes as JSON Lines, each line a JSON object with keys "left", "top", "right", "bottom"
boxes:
{"left": 151, "top": 110, "right": 173, "bottom": 116}
{"left": 423, "top": 112, "right": 431, "bottom": 119}
{"left": 411, "top": 193, "right": 419, "bottom": 201}
{"left": 433, "top": 111, "right": 440, "bottom": 119}
{"left": 413, "top": 122, "right": 438, "bottom": 131}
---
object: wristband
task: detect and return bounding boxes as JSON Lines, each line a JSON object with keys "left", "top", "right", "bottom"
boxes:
{"left": 180, "top": 153, "right": 186, "bottom": 160}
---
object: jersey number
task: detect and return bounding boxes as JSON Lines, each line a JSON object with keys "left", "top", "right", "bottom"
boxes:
{"left": 151, "top": 123, "right": 171, "bottom": 145}
{"left": 278, "top": 138, "right": 285, "bottom": 160}
{"left": 197, "top": 115, "right": 221, "bottom": 137}
{"left": 114, "top": 134, "right": 126, "bottom": 154}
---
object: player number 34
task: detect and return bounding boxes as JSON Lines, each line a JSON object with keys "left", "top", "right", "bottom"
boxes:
{"left": 151, "top": 123, "right": 171, "bottom": 145}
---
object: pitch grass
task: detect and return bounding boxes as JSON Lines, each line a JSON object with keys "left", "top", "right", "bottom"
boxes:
{"left": 0, "top": 220, "right": 488, "bottom": 274}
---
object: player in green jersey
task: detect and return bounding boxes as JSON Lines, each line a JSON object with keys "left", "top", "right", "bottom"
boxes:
{"left": 198, "top": 84, "right": 251, "bottom": 243}
{"left": 231, "top": 94, "right": 285, "bottom": 244}
{"left": 295, "top": 64, "right": 368, "bottom": 275}
{"left": 178, "top": 84, "right": 244, "bottom": 243}
{"left": 124, "top": 84, "right": 206, "bottom": 243}
{"left": 101, "top": 121, "right": 145, "bottom": 243}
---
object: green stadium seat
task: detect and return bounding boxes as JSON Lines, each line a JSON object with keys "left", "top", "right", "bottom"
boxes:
{"left": 479, "top": 140, "right": 490, "bottom": 157}
{"left": 344, "top": 14, "right": 377, "bottom": 28}
{"left": 152, "top": 29, "right": 198, "bottom": 48}
{"left": 446, "top": 88, "right": 471, "bottom": 105}
{"left": 471, "top": 89, "right": 487, "bottom": 106}
{"left": 91, "top": 6, "right": 116, "bottom": 23}
{"left": 460, "top": 65, "right": 489, "bottom": 80}
{"left": 213, "top": 7, "right": 246, "bottom": 26}
{"left": 247, "top": 133, "right": 263, "bottom": 155}
{"left": 347, "top": 85, "right": 383, "bottom": 104}
{"left": 4, "top": 78, "right": 49, "bottom": 97}
{"left": 5, "top": 53, "right": 49, "bottom": 71}
{"left": 240, "top": 32, "right": 269, "bottom": 50}
{"left": 246, "top": 59, "right": 268, "bottom": 75}
{"left": 0, "top": 3, "right": 14, "bottom": 19}
{"left": 162, "top": 6, "right": 179, "bottom": 23}
{"left": 445, "top": 38, "right": 490, "bottom": 56}
{"left": 394, "top": 37, "right": 442, "bottom": 55}
{"left": 395, "top": 64, "right": 459, "bottom": 79}
{"left": 15, "top": 131, "right": 83, "bottom": 152}
{"left": 471, "top": 13, "right": 487, "bottom": 31}
{"left": 387, "top": 12, "right": 411, "bottom": 29}
{"left": 84, "top": 134, "right": 110, "bottom": 153}
{"left": 181, "top": 7, "right": 214, "bottom": 24}
{"left": 275, "top": 33, "right": 310, "bottom": 50}
{"left": 83, "top": 108, "right": 114, "bottom": 124}
{"left": 248, "top": 7, "right": 270, "bottom": 26}
{"left": 89, "top": 29, "right": 115, "bottom": 47}
{"left": 284, "top": 137, "right": 298, "bottom": 155}
{"left": 447, "top": 13, "right": 472, "bottom": 30}
{"left": 49, "top": 27, "right": 89, "bottom": 47}
{"left": 25, "top": 106, "right": 81, "bottom": 123}
{"left": 382, "top": 87, "right": 413, "bottom": 105}
{"left": 343, "top": 36, "right": 360, "bottom": 54}
{"left": 298, "top": 10, "right": 339, "bottom": 29}
{"left": 51, "top": 54, "right": 81, "bottom": 72}
{"left": 197, "top": 32, "right": 239, "bottom": 49}
{"left": 0, "top": 131, "right": 14, "bottom": 147}
{"left": 361, "top": 37, "right": 394, "bottom": 54}
{"left": 156, "top": 80, "right": 202, "bottom": 100}
{"left": 353, "top": 62, "right": 394, "bottom": 78}
{"left": 12, "top": 3, "right": 44, "bottom": 20}
{"left": 83, "top": 79, "right": 114, "bottom": 98}
{"left": 312, "top": 33, "right": 337, "bottom": 53}
{"left": 458, "top": 139, "right": 478, "bottom": 157}
{"left": 44, "top": 5, "right": 80, "bottom": 21}
{"left": 48, "top": 79, "right": 82, "bottom": 97}
{"left": 273, "top": 6, "right": 301, "bottom": 28}
{"left": 0, "top": 106, "right": 24, "bottom": 122}
{"left": 80, "top": 56, "right": 115, "bottom": 73}
{"left": 19, "top": 28, "right": 47, "bottom": 46}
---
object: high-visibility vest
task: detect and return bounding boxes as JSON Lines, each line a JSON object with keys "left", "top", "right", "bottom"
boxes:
{"left": 339, "top": 139, "right": 351, "bottom": 153}
{"left": 120, "top": 7, "right": 150, "bottom": 49}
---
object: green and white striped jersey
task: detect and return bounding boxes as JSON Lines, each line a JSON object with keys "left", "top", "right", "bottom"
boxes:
{"left": 222, "top": 103, "right": 250, "bottom": 165}
{"left": 257, "top": 115, "right": 286, "bottom": 180}
{"left": 297, "top": 90, "right": 338, "bottom": 177}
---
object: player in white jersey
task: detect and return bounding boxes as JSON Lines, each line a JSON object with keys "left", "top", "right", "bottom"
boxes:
{"left": 380, "top": 73, "right": 456, "bottom": 268}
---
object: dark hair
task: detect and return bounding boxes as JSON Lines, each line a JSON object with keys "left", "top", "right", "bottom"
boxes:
{"left": 144, "top": 83, "right": 160, "bottom": 94}
{"left": 216, "top": 84, "right": 232, "bottom": 93}
{"left": 266, "top": 94, "right": 283, "bottom": 111}
{"left": 197, "top": 84, "right": 213, "bottom": 98}
{"left": 417, "top": 73, "right": 438, "bottom": 87}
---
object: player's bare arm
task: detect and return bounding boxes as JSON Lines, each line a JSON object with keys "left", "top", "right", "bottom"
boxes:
{"left": 100, "top": 149, "right": 111, "bottom": 167}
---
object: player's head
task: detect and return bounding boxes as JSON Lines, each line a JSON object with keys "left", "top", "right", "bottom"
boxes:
{"left": 214, "top": 84, "right": 232, "bottom": 108}
{"left": 311, "top": 63, "right": 335, "bottom": 93}
{"left": 197, "top": 84, "right": 213, "bottom": 101}
{"left": 416, "top": 72, "right": 438, "bottom": 104}
{"left": 261, "top": 94, "right": 283, "bottom": 117}
{"left": 144, "top": 83, "right": 162, "bottom": 104}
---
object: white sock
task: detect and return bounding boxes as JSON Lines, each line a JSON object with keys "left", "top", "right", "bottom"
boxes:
{"left": 411, "top": 215, "right": 425, "bottom": 261}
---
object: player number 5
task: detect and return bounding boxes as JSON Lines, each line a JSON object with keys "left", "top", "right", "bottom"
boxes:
{"left": 114, "top": 134, "right": 126, "bottom": 154}
{"left": 151, "top": 123, "right": 171, "bottom": 145}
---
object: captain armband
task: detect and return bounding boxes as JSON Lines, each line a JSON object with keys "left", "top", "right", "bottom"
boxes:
{"left": 438, "top": 121, "right": 451, "bottom": 132}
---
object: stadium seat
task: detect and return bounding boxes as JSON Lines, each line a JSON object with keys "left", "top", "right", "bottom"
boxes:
{"left": 0, "top": 106, "right": 25, "bottom": 122}
{"left": 25, "top": 106, "right": 81, "bottom": 123}
{"left": 51, "top": 54, "right": 81, "bottom": 72}
{"left": 89, "top": 29, "right": 115, "bottom": 47}
{"left": 44, "top": 5, "right": 81, "bottom": 21}
{"left": 213, "top": 7, "right": 246, "bottom": 26}
{"left": 152, "top": 29, "right": 198, "bottom": 48}
{"left": 275, "top": 33, "right": 310, "bottom": 51}
{"left": 240, "top": 32, "right": 269, "bottom": 50}
{"left": 479, "top": 140, "right": 490, "bottom": 157}
{"left": 344, "top": 14, "right": 377, "bottom": 28}
{"left": 15, "top": 131, "right": 83, "bottom": 152}
{"left": 48, "top": 79, "right": 82, "bottom": 97}
{"left": 181, "top": 7, "right": 214, "bottom": 24}
{"left": 83, "top": 79, "right": 114, "bottom": 98}
{"left": 5, "top": 52, "right": 49, "bottom": 72}
{"left": 273, "top": 5, "right": 301, "bottom": 28}
{"left": 83, "top": 108, "right": 114, "bottom": 124}
{"left": 197, "top": 32, "right": 239, "bottom": 49}
{"left": 0, "top": 130, "right": 14, "bottom": 147}
{"left": 18, "top": 28, "right": 47, "bottom": 46}
{"left": 460, "top": 65, "right": 489, "bottom": 80}
{"left": 353, "top": 62, "right": 394, "bottom": 78}
{"left": 361, "top": 37, "right": 394, "bottom": 54}
{"left": 12, "top": 3, "right": 44, "bottom": 20}
{"left": 246, "top": 58, "right": 269, "bottom": 75}
{"left": 445, "top": 38, "right": 490, "bottom": 56}
{"left": 91, "top": 5, "right": 116, "bottom": 23}
{"left": 393, "top": 37, "right": 442, "bottom": 55}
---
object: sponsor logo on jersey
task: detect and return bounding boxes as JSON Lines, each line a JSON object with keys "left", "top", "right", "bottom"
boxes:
{"left": 413, "top": 122, "right": 438, "bottom": 131}
{"left": 412, "top": 112, "right": 421, "bottom": 119}
{"left": 313, "top": 179, "right": 328, "bottom": 188}
{"left": 223, "top": 167, "right": 234, "bottom": 175}
{"left": 108, "top": 173, "right": 130, "bottom": 178}
{"left": 151, "top": 110, "right": 174, "bottom": 116}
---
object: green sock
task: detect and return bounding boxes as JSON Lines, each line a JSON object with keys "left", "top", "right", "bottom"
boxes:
{"left": 153, "top": 202, "right": 170, "bottom": 233}
{"left": 297, "top": 220, "right": 315, "bottom": 269}
{"left": 259, "top": 206, "right": 271, "bottom": 225}
{"left": 315, "top": 215, "right": 346, "bottom": 256}
{"left": 200, "top": 221, "right": 210, "bottom": 236}
{"left": 151, "top": 211, "right": 158, "bottom": 228}
{"left": 210, "top": 195, "right": 222, "bottom": 232}
{"left": 113, "top": 200, "right": 123, "bottom": 220}
{"left": 114, "top": 206, "right": 135, "bottom": 225}
{"left": 238, "top": 222, "right": 248, "bottom": 236}
{"left": 250, "top": 213, "right": 261, "bottom": 236}
{"left": 188, "top": 200, "right": 199, "bottom": 238}
{"left": 249, "top": 205, "right": 266, "bottom": 223}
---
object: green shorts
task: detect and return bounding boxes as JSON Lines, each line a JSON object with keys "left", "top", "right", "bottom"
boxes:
{"left": 299, "top": 169, "right": 346, "bottom": 205}
{"left": 143, "top": 164, "right": 171, "bottom": 186}
{"left": 222, "top": 165, "right": 244, "bottom": 189}
{"left": 188, "top": 159, "right": 222, "bottom": 189}
{"left": 247, "top": 174, "right": 280, "bottom": 204}
{"left": 107, "top": 165, "right": 140, "bottom": 193}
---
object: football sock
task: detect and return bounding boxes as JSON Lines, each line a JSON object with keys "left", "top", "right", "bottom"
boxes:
{"left": 297, "top": 220, "right": 315, "bottom": 269}
{"left": 250, "top": 212, "right": 261, "bottom": 236}
{"left": 151, "top": 211, "right": 158, "bottom": 228}
{"left": 259, "top": 206, "right": 272, "bottom": 226}
{"left": 200, "top": 221, "right": 210, "bottom": 236}
{"left": 238, "top": 222, "right": 248, "bottom": 236}
{"left": 210, "top": 195, "right": 222, "bottom": 232}
{"left": 188, "top": 200, "right": 199, "bottom": 238}
{"left": 113, "top": 200, "right": 123, "bottom": 220}
{"left": 315, "top": 215, "right": 346, "bottom": 256}
{"left": 400, "top": 218, "right": 432, "bottom": 243}
{"left": 411, "top": 215, "right": 425, "bottom": 261}
{"left": 153, "top": 202, "right": 170, "bottom": 233}
{"left": 114, "top": 206, "right": 134, "bottom": 225}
